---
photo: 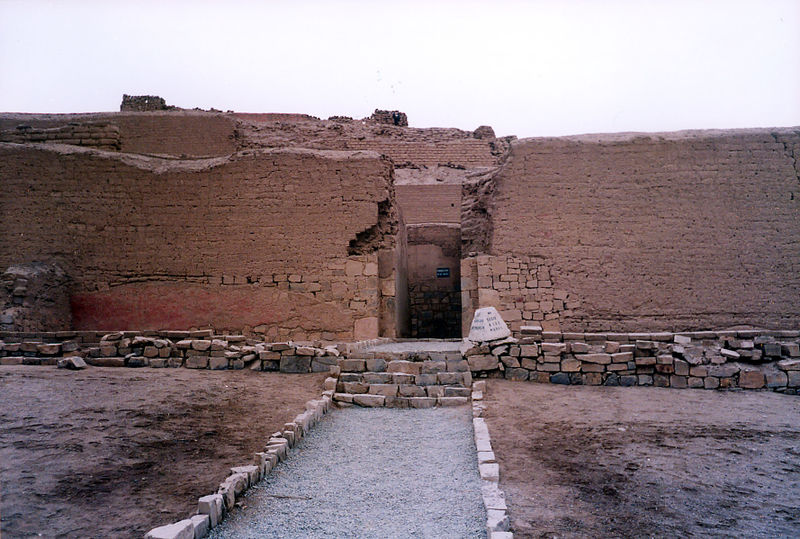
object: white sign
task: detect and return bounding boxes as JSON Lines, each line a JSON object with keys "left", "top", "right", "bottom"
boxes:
{"left": 468, "top": 307, "right": 511, "bottom": 342}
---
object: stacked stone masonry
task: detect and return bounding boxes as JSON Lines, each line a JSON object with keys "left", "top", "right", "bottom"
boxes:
{"left": 461, "top": 254, "right": 575, "bottom": 335}
{"left": 464, "top": 326, "right": 800, "bottom": 394}
{"left": 0, "top": 330, "right": 346, "bottom": 373}
{"left": 332, "top": 351, "right": 472, "bottom": 408}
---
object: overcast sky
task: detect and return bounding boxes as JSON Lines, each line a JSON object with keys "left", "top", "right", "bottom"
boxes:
{"left": 1, "top": 0, "right": 798, "bottom": 137}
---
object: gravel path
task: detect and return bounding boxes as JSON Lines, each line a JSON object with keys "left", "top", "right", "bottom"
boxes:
{"left": 209, "top": 407, "right": 485, "bottom": 538}
{"left": 366, "top": 340, "right": 462, "bottom": 353}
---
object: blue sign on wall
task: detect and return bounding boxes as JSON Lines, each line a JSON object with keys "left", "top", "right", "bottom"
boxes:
{"left": 436, "top": 267, "right": 450, "bottom": 278}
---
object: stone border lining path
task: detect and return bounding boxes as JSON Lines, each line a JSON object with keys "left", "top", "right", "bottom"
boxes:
{"left": 143, "top": 390, "right": 336, "bottom": 538}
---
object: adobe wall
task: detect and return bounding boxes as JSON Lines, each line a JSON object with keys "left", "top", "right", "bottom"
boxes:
{"left": 468, "top": 128, "right": 800, "bottom": 332}
{"left": 0, "top": 143, "right": 397, "bottom": 340}
{"left": 0, "top": 112, "right": 237, "bottom": 157}
{"left": 395, "top": 184, "right": 462, "bottom": 224}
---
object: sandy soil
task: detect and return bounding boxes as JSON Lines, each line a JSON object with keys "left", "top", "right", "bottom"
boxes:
{"left": 484, "top": 381, "right": 800, "bottom": 538}
{"left": 0, "top": 366, "right": 326, "bottom": 538}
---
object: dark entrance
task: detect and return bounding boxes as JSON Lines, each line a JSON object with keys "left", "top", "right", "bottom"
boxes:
{"left": 406, "top": 224, "right": 462, "bottom": 338}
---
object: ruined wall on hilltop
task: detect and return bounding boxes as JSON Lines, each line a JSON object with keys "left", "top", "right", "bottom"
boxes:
{"left": 0, "top": 144, "right": 397, "bottom": 339}
{"left": 464, "top": 128, "right": 800, "bottom": 333}
{"left": 0, "top": 112, "right": 237, "bottom": 157}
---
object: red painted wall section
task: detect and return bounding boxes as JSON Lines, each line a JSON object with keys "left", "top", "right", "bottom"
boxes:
{"left": 70, "top": 283, "right": 354, "bottom": 332}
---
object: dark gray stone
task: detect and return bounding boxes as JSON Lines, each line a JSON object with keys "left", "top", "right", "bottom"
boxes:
{"left": 280, "top": 356, "right": 312, "bottom": 373}
{"left": 550, "top": 372, "right": 571, "bottom": 385}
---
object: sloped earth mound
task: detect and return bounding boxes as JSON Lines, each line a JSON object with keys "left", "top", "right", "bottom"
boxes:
{"left": 484, "top": 381, "right": 800, "bottom": 538}
{"left": 0, "top": 366, "right": 326, "bottom": 538}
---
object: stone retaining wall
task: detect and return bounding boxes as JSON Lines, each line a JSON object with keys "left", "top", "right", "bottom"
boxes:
{"left": 331, "top": 350, "right": 472, "bottom": 408}
{"left": 464, "top": 326, "right": 800, "bottom": 394}
{"left": 0, "top": 330, "right": 345, "bottom": 373}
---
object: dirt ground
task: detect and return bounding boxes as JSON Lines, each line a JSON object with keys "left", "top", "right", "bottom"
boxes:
{"left": 484, "top": 381, "right": 800, "bottom": 538}
{"left": 0, "top": 366, "right": 327, "bottom": 538}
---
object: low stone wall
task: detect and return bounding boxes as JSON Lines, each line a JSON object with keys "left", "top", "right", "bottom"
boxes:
{"left": 331, "top": 350, "right": 472, "bottom": 408}
{"left": 464, "top": 326, "right": 800, "bottom": 394}
{"left": 0, "top": 330, "right": 344, "bottom": 373}
{"left": 0, "top": 122, "right": 120, "bottom": 150}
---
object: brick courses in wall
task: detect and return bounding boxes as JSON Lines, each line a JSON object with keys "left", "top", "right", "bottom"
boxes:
{"left": 483, "top": 128, "right": 800, "bottom": 331}
{"left": 0, "top": 143, "right": 399, "bottom": 339}
{"left": 0, "top": 112, "right": 237, "bottom": 157}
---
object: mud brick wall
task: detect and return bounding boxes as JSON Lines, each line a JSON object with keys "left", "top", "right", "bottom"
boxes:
{"left": 395, "top": 184, "right": 462, "bottom": 225}
{"left": 465, "top": 327, "right": 800, "bottom": 395}
{"left": 0, "top": 112, "right": 237, "bottom": 157}
{"left": 0, "top": 122, "right": 120, "bottom": 150}
{"left": 0, "top": 143, "right": 396, "bottom": 339}
{"left": 344, "top": 140, "right": 496, "bottom": 168}
{"left": 485, "top": 128, "right": 800, "bottom": 331}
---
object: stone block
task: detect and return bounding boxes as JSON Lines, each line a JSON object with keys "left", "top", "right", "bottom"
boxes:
{"left": 392, "top": 373, "right": 416, "bottom": 384}
{"left": 149, "top": 358, "right": 168, "bottom": 368}
{"left": 37, "top": 343, "right": 61, "bottom": 355}
{"left": 339, "top": 359, "right": 366, "bottom": 372}
{"left": 409, "top": 397, "right": 436, "bottom": 408}
{"left": 541, "top": 342, "right": 567, "bottom": 354}
{"left": 353, "top": 394, "right": 385, "bottom": 407}
{"left": 670, "top": 375, "right": 688, "bottom": 388}
{"left": 576, "top": 353, "right": 611, "bottom": 364}
{"left": 368, "top": 384, "right": 398, "bottom": 396}
{"left": 365, "top": 358, "right": 387, "bottom": 372}
{"left": 209, "top": 356, "right": 228, "bottom": 370}
{"left": 778, "top": 359, "right": 800, "bottom": 371}
{"left": 197, "top": 493, "right": 224, "bottom": 528}
{"left": 570, "top": 342, "right": 590, "bottom": 353}
{"left": 674, "top": 359, "right": 689, "bottom": 376}
{"left": 635, "top": 356, "right": 656, "bottom": 366}
{"left": 333, "top": 392, "right": 353, "bottom": 403}
{"left": 550, "top": 372, "right": 571, "bottom": 385}
{"left": 426, "top": 385, "right": 445, "bottom": 398}
{"left": 581, "top": 363, "right": 604, "bottom": 373}
{"left": 190, "top": 514, "right": 210, "bottom": 538}
{"left": 739, "top": 370, "right": 765, "bottom": 389}
{"left": 619, "top": 375, "right": 637, "bottom": 387}
{"left": 415, "top": 373, "right": 438, "bottom": 386}
{"left": 637, "top": 374, "right": 653, "bottom": 385}
{"left": 467, "top": 355, "right": 499, "bottom": 371}
{"left": 788, "top": 371, "right": 800, "bottom": 387}
{"left": 279, "top": 356, "right": 311, "bottom": 373}
{"left": 363, "top": 372, "right": 392, "bottom": 384}
{"left": 311, "top": 357, "right": 337, "bottom": 372}
{"left": 185, "top": 356, "right": 208, "bottom": 369}
{"left": 499, "top": 356, "right": 520, "bottom": 368}
{"left": 191, "top": 340, "right": 212, "bottom": 351}
{"left": 399, "top": 384, "right": 426, "bottom": 397}
{"left": 782, "top": 343, "right": 800, "bottom": 357}
{"left": 57, "top": 356, "right": 87, "bottom": 370}
{"left": 704, "top": 377, "right": 720, "bottom": 389}
{"left": 387, "top": 360, "right": 421, "bottom": 375}
{"left": 445, "top": 386, "right": 471, "bottom": 397}
{"left": 479, "top": 463, "right": 500, "bottom": 482}
{"left": 295, "top": 346, "right": 316, "bottom": 356}
{"left": 144, "top": 519, "right": 195, "bottom": 539}
{"left": 708, "top": 364, "right": 740, "bottom": 378}
{"left": 342, "top": 381, "right": 368, "bottom": 394}
{"left": 763, "top": 342, "right": 782, "bottom": 358}
{"left": 720, "top": 348, "right": 740, "bottom": 360}
{"left": 421, "top": 360, "right": 447, "bottom": 374}
{"left": 487, "top": 509, "right": 510, "bottom": 533}
{"left": 231, "top": 465, "right": 260, "bottom": 486}
{"left": 765, "top": 371, "right": 788, "bottom": 388}
{"left": 504, "top": 368, "right": 528, "bottom": 380}
{"left": 446, "top": 359, "right": 470, "bottom": 372}
{"left": 540, "top": 362, "right": 562, "bottom": 372}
